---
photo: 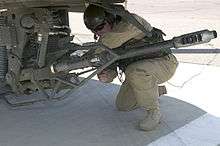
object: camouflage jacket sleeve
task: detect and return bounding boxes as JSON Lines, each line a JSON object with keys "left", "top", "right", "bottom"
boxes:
{"left": 98, "top": 14, "right": 153, "bottom": 73}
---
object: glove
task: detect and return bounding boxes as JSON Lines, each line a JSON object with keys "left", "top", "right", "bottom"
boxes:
{"left": 97, "top": 69, "right": 117, "bottom": 83}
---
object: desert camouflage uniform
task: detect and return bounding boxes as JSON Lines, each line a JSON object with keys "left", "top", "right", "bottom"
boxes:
{"left": 98, "top": 14, "right": 178, "bottom": 111}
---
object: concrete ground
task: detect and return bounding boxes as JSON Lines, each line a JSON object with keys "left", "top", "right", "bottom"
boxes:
{"left": 0, "top": 0, "right": 220, "bottom": 146}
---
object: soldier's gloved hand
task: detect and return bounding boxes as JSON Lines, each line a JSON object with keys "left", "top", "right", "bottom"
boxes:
{"left": 97, "top": 69, "right": 117, "bottom": 83}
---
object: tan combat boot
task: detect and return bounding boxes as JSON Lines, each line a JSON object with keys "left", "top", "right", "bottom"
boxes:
{"left": 139, "top": 107, "right": 161, "bottom": 131}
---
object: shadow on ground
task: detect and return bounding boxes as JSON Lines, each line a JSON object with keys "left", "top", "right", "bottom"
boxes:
{"left": 0, "top": 79, "right": 206, "bottom": 146}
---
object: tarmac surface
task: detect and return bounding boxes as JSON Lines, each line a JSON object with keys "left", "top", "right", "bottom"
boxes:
{"left": 0, "top": 0, "right": 220, "bottom": 146}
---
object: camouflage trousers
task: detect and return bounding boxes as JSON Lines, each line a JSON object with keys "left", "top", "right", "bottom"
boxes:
{"left": 116, "top": 54, "right": 178, "bottom": 110}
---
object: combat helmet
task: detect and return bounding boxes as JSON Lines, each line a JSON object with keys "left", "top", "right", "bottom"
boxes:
{"left": 83, "top": 4, "right": 115, "bottom": 31}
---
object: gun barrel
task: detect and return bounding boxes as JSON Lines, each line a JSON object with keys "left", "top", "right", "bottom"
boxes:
{"left": 173, "top": 29, "right": 217, "bottom": 48}
{"left": 118, "top": 40, "right": 174, "bottom": 60}
{"left": 117, "top": 29, "right": 217, "bottom": 60}
{"left": 51, "top": 29, "right": 217, "bottom": 73}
